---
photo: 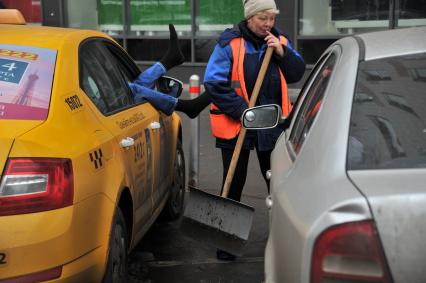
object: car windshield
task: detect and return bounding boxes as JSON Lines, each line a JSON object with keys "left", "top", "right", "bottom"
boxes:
{"left": 348, "top": 52, "right": 426, "bottom": 169}
{"left": 0, "top": 45, "right": 56, "bottom": 120}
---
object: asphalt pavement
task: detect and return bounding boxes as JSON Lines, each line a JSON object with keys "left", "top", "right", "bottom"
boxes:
{"left": 127, "top": 88, "right": 271, "bottom": 283}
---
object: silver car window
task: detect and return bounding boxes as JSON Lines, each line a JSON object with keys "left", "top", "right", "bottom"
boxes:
{"left": 289, "top": 53, "right": 337, "bottom": 154}
{"left": 348, "top": 52, "right": 426, "bottom": 169}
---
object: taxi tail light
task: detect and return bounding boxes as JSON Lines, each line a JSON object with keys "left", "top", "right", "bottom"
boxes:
{"left": 311, "top": 221, "right": 393, "bottom": 283}
{"left": 0, "top": 158, "right": 73, "bottom": 216}
{"left": 1, "top": 266, "right": 62, "bottom": 283}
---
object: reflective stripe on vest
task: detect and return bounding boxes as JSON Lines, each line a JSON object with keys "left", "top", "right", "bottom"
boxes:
{"left": 210, "top": 36, "right": 291, "bottom": 139}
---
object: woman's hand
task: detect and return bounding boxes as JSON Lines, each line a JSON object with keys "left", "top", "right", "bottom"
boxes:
{"left": 265, "top": 31, "right": 284, "bottom": 57}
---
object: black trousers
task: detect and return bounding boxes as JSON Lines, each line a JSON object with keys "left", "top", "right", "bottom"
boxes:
{"left": 219, "top": 147, "right": 272, "bottom": 202}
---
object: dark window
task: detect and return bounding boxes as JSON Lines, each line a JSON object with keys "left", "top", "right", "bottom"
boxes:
{"left": 127, "top": 38, "right": 191, "bottom": 62}
{"left": 103, "top": 42, "right": 140, "bottom": 82}
{"left": 79, "top": 40, "right": 134, "bottom": 114}
{"left": 290, "top": 53, "right": 337, "bottom": 154}
{"left": 348, "top": 52, "right": 426, "bottom": 169}
{"left": 398, "top": 0, "right": 426, "bottom": 20}
{"left": 80, "top": 61, "right": 108, "bottom": 113}
{"left": 298, "top": 39, "right": 337, "bottom": 65}
{"left": 331, "top": 0, "right": 390, "bottom": 21}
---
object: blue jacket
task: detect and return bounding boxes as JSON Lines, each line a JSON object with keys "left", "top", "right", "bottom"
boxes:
{"left": 204, "top": 21, "right": 305, "bottom": 151}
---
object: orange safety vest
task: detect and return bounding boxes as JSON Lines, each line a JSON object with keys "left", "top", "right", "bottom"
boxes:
{"left": 210, "top": 36, "right": 291, "bottom": 140}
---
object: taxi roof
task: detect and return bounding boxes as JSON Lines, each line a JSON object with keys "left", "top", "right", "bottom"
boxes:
{"left": 0, "top": 24, "right": 112, "bottom": 50}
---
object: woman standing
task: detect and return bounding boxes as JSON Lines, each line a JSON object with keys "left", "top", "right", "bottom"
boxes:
{"left": 203, "top": 0, "right": 306, "bottom": 260}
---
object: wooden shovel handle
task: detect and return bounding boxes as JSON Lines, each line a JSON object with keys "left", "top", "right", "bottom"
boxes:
{"left": 221, "top": 47, "right": 274, "bottom": 198}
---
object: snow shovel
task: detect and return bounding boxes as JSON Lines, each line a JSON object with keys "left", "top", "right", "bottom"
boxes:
{"left": 180, "top": 47, "right": 274, "bottom": 255}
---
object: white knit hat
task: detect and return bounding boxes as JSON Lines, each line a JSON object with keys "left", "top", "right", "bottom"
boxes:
{"left": 243, "top": 0, "right": 279, "bottom": 19}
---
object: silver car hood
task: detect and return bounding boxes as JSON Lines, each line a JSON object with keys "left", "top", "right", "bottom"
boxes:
{"left": 348, "top": 169, "right": 426, "bottom": 283}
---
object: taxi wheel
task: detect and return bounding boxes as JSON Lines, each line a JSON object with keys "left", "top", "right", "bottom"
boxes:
{"left": 103, "top": 208, "right": 128, "bottom": 283}
{"left": 162, "top": 140, "right": 186, "bottom": 220}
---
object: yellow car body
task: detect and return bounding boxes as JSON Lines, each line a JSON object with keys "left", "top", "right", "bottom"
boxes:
{"left": 0, "top": 20, "right": 184, "bottom": 282}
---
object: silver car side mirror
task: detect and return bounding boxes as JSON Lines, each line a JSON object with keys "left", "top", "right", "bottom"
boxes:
{"left": 241, "top": 104, "right": 286, "bottom": 129}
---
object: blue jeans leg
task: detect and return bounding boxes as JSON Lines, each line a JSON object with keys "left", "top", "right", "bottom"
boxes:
{"left": 133, "top": 62, "right": 166, "bottom": 89}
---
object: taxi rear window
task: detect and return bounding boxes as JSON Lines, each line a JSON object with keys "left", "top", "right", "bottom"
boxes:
{"left": 0, "top": 45, "right": 56, "bottom": 120}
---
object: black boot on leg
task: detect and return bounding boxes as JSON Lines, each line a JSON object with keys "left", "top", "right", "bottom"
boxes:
{"left": 160, "top": 24, "right": 185, "bottom": 70}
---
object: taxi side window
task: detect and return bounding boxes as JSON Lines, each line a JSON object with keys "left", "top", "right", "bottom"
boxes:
{"left": 103, "top": 42, "right": 139, "bottom": 84}
{"left": 79, "top": 40, "right": 134, "bottom": 114}
{"left": 81, "top": 61, "right": 108, "bottom": 113}
{"left": 289, "top": 53, "right": 337, "bottom": 154}
{"left": 101, "top": 42, "right": 141, "bottom": 104}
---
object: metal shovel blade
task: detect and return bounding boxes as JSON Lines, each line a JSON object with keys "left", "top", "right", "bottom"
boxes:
{"left": 180, "top": 187, "right": 255, "bottom": 255}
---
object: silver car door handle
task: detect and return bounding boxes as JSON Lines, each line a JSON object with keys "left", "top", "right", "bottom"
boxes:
{"left": 265, "top": 195, "right": 273, "bottom": 210}
{"left": 120, "top": 137, "right": 135, "bottom": 148}
{"left": 266, "top": 169, "right": 272, "bottom": 180}
{"left": 150, "top": 121, "right": 161, "bottom": 130}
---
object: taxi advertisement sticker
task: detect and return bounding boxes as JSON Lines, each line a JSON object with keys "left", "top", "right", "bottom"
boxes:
{"left": 0, "top": 58, "right": 29, "bottom": 84}
{"left": 0, "top": 48, "right": 38, "bottom": 61}
{"left": 0, "top": 44, "right": 56, "bottom": 120}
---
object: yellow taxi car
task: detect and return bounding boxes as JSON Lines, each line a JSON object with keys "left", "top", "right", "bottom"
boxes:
{"left": 0, "top": 10, "right": 185, "bottom": 282}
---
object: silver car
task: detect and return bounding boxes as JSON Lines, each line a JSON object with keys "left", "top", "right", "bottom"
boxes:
{"left": 242, "top": 26, "right": 426, "bottom": 283}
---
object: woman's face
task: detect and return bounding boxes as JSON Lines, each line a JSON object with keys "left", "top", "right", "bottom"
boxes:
{"left": 247, "top": 10, "right": 276, "bottom": 37}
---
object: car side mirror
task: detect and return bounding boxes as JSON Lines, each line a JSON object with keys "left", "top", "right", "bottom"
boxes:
{"left": 156, "top": 76, "right": 183, "bottom": 98}
{"left": 242, "top": 104, "right": 285, "bottom": 129}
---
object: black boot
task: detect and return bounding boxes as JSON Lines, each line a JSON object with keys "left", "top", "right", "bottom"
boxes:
{"left": 175, "top": 91, "right": 211, "bottom": 119}
{"left": 160, "top": 24, "right": 185, "bottom": 71}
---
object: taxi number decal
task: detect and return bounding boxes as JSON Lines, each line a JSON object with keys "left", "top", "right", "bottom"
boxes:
{"left": 0, "top": 49, "right": 38, "bottom": 61}
{"left": 134, "top": 141, "right": 144, "bottom": 162}
{"left": 0, "top": 252, "right": 6, "bottom": 266}
{"left": 144, "top": 129, "right": 152, "bottom": 189}
{"left": 65, "top": 95, "right": 83, "bottom": 110}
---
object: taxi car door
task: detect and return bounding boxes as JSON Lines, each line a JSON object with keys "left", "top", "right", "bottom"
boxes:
{"left": 153, "top": 113, "right": 174, "bottom": 211}
{"left": 79, "top": 39, "right": 160, "bottom": 233}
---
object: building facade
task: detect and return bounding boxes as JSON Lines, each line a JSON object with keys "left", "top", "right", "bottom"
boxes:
{"left": 10, "top": 0, "right": 426, "bottom": 84}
